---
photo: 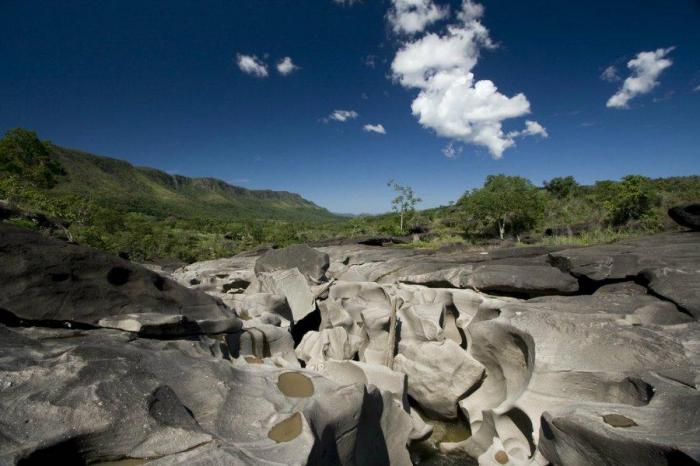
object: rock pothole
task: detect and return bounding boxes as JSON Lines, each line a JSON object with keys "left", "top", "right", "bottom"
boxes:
{"left": 277, "top": 372, "right": 314, "bottom": 398}
{"left": 602, "top": 414, "right": 638, "bottom": 428}
{"left": 107, "top": 266, "right": 132, "bottom": 286}
{"left": 495, "top": 450, "right": 509, "bottom": 464}
{"left": 267, "top": 412, "right": 303, "bottom": 443}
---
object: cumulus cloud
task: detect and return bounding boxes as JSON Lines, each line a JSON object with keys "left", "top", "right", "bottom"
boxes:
{"left": 276, "top": 57, "right": 299, "bottom": 75}
{"left": 606, "top": 47, "right": 674, "bottom": 109}
{"left": 236, "top": 54, "right": 268, "bottom": 78}
{"left": 390, "top": 0, "right": 546, "bottom": 159}
{"left": 601, "top": 65, "right": 620, "bottom": 82}
{"left": 388, "top": 0, "right": 449, "bottom": 35}
{"left": 325, "top": 110, "right": 359, "bottom": 122}
{"left": 363, "top": 124, "right": 387, "bottom": 134}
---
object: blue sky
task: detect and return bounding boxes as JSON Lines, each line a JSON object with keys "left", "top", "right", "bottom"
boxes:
{"left": 1, "top": 0, "right": 699, "bottom": 214}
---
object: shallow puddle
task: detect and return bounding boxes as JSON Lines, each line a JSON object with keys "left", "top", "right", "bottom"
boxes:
{"left": 268, "top": 412, "right": 303, "bottom": 442}
{"left": 277, "top": 371, "right": 314, "bottom": 397}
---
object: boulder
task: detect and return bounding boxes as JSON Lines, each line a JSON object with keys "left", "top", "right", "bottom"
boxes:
{"left": 462, "top": 264, "right": 579, "bottom": 296}
{"left": 668, "top": 203, "right": 700, "bottom": 231}
{"left": 0, "top": 224, "right": 234, "bottom": 331}
{"left": 295, "top": 327, "right": 361, "bottom": 364}
{"left": 258, "top": 268, "right": 317, "bottom": 323}
{"left": 326, "top": 281, "right": 393, "bottom": 323}
{"left": 227, "top": 292, "right": 293, "bottom": 324}
{"left": 397, "top": 302, "right": 446, "bottom": 343}
{"left": 399, "top": 264, "right": 579, "bottom": 296}
{"left": 594, "top": 281, "right": 648, "bottom": 295}
{"left": 255, "top": 244, "right": 330, "bottom": 282}
{"left": 394, "top": 339, "right": 485, "bottom": 419}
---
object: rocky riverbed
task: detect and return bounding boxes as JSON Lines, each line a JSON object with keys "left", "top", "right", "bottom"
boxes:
{"left": 1, "top": 212, "right": 699, "bottom": 465}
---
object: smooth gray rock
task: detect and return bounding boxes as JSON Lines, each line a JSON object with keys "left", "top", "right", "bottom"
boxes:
{"left": 462, "top": 264, "right": 579, "bottom": 295}
{"left": 295, "top": 327, "right": 362, "bottom": 364}
{"left": 399, "top": 264, "right": 579, "bottom": 296}
{"left": 643, "top": 267, "right": 700, "bottom": 319}
{"left": 394, "top": 339, "right": 485, "bottom": 420}
{"left": 0, "top": 224, "right": 234, "bottom": 331}
{"left": 443, "top": 302, "right": 700, "bottom": 464}
{"left": 594, "top": 281, "right": 648, "bottom": 295}
{"left": 668, "top": 204, "right": 700, "bottom": 231}
{"left": 255, "top": 244, "right": 330, "bottom": 282}
{"left": 258, "top": 269, "right": 317, "bottom": 324}
{"left": 550, "top": 232, "right": 700, "bottom": 317}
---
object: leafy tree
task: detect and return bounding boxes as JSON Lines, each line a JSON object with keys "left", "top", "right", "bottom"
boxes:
{"left": 0, "top": 128, "right": 63, "bottom": 188}
{"left": 544, "top": 176, "right": 579, "bottom": 199}
{"left": 605, "top": 175, "right": 660, "bottom": 225}
{"left": 387, "top": 180, "right": 421, "bottom": 234}
{"left": 460, "top": 174, "right": 543, "bottom": 240}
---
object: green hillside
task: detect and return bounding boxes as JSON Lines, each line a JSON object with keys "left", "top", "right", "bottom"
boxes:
{"left": 2, "top": 128, "right": 698, "bottom": 263}
{"left": 0, "top": 128, "right": 343, "bottom": 262}
{"left": 49, "top": 145, "right": 336, "bottom": 223}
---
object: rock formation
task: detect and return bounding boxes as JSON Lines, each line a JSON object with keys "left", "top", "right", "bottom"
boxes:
{"left": 1, "top": 222, "right": 699, "bottom": 465}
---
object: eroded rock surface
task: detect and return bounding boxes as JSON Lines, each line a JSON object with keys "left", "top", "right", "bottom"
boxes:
{"left": 2, "top": 223, "right": 699, "bottom": 466}
{"left": 0, "top": 224, "right": 234, "bottom": 335}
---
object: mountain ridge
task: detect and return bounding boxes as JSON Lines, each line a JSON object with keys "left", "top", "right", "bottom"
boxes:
{"left": 47, "top": 143, "right": 337, "bottom": 223}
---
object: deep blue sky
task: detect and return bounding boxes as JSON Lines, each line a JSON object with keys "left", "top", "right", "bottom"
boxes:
{"left": 1, "top": 0, "right": 699, "bottom": 214}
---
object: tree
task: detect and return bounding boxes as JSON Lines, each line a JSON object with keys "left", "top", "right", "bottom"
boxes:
{"left": 0, "top": 128, "right": 63, "bottom": 188}
{"left": 387, "top": 180, "right": 421, "bottom": 234}
{"left": 460, "top": 174, "right": 543, "bottom": 240}
{"left": 544, "top": 176, "right": 579, "bottom": 199}
{"left": 605, "top": 175, "right": 660, "bottom": 225}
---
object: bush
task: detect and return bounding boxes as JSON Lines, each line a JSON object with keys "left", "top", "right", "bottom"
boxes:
{"left": 604, "top": 175, "right": 660, "bottom": 226}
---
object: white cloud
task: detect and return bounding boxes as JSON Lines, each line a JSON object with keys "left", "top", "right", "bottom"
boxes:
{"left": 333, "top": 0, "right": 361, "bottom": 5}
{"left": 236, "top": 54, "right": 268, "bottom": 78}
{"left": 694, "top": 84, "right": 700, "bottom": 92}
{"left": 326, "top": 110, "right": 359, "bottom": 122}
{"left": 388, "top": 0, "right": 449, "bottom": 35}
{"left": 456, "top": 0, "right": 484, "bottom": 23}
{"left": 276, "top": 57, "right": 299, "bottom": 75}
{"left": 390, "top": 0, "right": 545, "bottom": 159}
{"left": 606, "top": 47, "right": 674, "bottom": 109}
{"left": 363, "top": 124, "right": 387, "bottom": 134}
{"left": 601, "top": 65, "right": 620, "bottom": 82}
{"left": 508, "top": 120, "right": 549, "bottom": 139}
{"left": 442, "top": 142, "right": 462, "bottom": 158}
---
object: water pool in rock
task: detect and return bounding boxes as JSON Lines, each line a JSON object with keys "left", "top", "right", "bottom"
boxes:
{"left": 409, "top": 408, "right": 476, "bottom": 465}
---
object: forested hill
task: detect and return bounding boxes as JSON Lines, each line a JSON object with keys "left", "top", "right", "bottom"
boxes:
{"left": 48, "top": 144, "right": 336, "bottom": 223}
